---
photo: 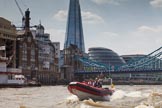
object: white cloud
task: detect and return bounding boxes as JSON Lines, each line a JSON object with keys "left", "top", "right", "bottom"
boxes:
{"left": 102, "top": 32, "right": 119, "bottom": 37}
{"left": 91, "top": 0, "right": 126, "bottom": 5}
{"left": 54, "top": 10, "right": 67, "bottom": 21}
{"left": 87, "top": 25, "right": 162, "bottom": 55}
{"left": 45, "top": 25, "right": 162, "bottom": 55}
{"left": 137, "top": 25, "right": 162, "bottom": 33}
{"left": 53, "top": 10, "right": 104, "bottom": 24}
{"left": 82, "top": 11, "right": 104, "bottom": 23}
{"left": 45, "top": 28, "right": 65, "bottom": 50}
{"left": 150, "top": 0, "right": 162, "bottom": 8}
{"left": 128, "top": 25, "right": 162, "bottom": 54}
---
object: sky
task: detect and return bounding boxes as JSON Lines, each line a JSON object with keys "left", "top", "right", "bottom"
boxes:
{"left": 0, "top": 0, "right": 162, "bottom": 55}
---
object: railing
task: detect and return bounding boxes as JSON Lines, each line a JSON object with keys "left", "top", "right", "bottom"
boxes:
{"left": 7, "top": 68, "right": 22, "bottom": 73}
{"left": 76, "top": 46, "right": 162, "bottom": 72}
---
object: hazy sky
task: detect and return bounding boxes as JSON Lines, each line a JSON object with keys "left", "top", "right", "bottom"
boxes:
{"left": 0, "top": 0, "right": 162, "bottom": 55}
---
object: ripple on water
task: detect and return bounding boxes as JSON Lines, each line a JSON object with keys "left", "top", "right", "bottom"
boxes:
{"left": 1, "top": 85, "right": 162, "bottom": 108}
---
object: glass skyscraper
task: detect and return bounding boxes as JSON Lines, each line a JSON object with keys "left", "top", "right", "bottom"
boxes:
{"left": 64, "top": 0, "right": 85, "bottom": 52}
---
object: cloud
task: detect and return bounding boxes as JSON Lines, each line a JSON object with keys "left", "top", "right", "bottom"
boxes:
{"left": 137, "top": 25, "right": 162, "bottom": 33}
{"left": 128, "top": 25, "right": 162, "bottom": 53}
{"left": 45, "top": 28, "right": 65, "bottom": 50}
{"left": 91, "top": 0, "right": 127, "bottom": 5}
{"left": 150, "top": 0, "right": 162, "bottom": 8}
{"left": 102, "top": 32, "right": 119, "bottom": 37}
{"left": 82, "top": 11, "right": 104, "bottom": 23}
{"left": 54, "top": 10, "right": 104, "bottom": 24}
{"left": 54, "top": 10, "right": 67, "bottom": 21}
{"left": 87, "top": 25, "right": 162, "bottom": 55}
{"left": 45, "top": 25, "right": 162, "bottom": 55}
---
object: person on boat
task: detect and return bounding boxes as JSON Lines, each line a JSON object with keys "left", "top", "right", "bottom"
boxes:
{"left": 88, "top": 79, "right": 94, "bottom": 86}
{"left": 94, "top": 78, "right": 98, "bottom": 87}
{"left": 98, "top": 79, "right": 103, "bottom": 88}
{"left": 94, "top": 78, "right": 103, "bottom": 88}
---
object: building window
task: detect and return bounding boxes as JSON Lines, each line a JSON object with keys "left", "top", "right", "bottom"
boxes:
{"left": 22, "top": 62, "right": 27, "bottom": 69}
{"left": 31, "top": 63, "right": 35, "bottom": 70}
{"left": 31, "top": 44, "right": 35, "bottom": 61}
{"left": 22, "top": 43, "right": 27, "bottom": 60}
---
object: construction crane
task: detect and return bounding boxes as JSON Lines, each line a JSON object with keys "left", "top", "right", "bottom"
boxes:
{"left": 14, "top": 0, "right": 37, "bottom": 29}
{"left": 14, "top": 0, "right": 25, "bottom": 28}
{"left": 14, "top": 0, "right": 24, "bottom": 17}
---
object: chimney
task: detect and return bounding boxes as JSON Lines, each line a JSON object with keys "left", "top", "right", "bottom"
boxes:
{"left": 22, "top": 16, "right": 25, "bottom": 29}
{"left": 25, "top": 8, "right": 30, "bottom": 31}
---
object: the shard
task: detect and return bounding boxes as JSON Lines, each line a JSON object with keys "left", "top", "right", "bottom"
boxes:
{"left": 64, "top": 0, "right": 85, "bottom": 52}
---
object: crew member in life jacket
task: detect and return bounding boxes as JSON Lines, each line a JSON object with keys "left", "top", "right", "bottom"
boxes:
{"left": 87, "top": 79, "right": 94, "bottom": 86}
{"left": 94, "top": 78, "right": 103, "bottom": 88}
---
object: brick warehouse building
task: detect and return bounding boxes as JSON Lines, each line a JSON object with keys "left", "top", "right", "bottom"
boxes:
{"left": 16, "top": 9, "right": 56, "bottom": 84}
{"left": 0, "top": 9, "right": 57, "bottom": 85}
{"left": 16, "top": 9, "right": 39, "bottom": 80}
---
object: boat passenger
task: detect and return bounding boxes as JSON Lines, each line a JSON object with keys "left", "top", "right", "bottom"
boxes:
{"left": 94, "top": 78, "right": 102, "bottom": 88}
{"left": 88, "top": 80, "right": 94, "bottom": 86}
{"left": 94, "top": 81, "right": 98, "bottom": 87}
{"left": 98, "top": 79, "right": 103, "bottom": 88}
{"left": 94, "top": 78, "right": 98, "bottom": 87}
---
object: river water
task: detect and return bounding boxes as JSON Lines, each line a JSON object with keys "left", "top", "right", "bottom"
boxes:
{"left": 0, "top": 85, "right": 162, "bottom": 108}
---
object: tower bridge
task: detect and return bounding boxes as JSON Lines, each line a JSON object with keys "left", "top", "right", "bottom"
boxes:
{"left": 72, "top": 46, "right": 162, "bottom": 83}
{"left": 75, "top": 46, "right": 162, "bottom": 72}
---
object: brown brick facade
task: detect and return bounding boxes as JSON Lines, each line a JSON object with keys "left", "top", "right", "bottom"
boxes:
{"left": 16, "top": 31, "right": 38, "bottom": 80}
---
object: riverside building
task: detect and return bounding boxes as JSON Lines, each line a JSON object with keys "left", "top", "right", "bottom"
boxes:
{"left": 0, "top": 17, "right": 24, "bottom": 84}
{"left": 0, "top": 17, "right": 17, "bottom": 68}
{"left": 16, "top": 9, "right": 39, "bottom": 80}
{"left": 35, "top": 23, "right": 56, "bottom": 85}
{"left": 52, "top": 42, "right": 60, "bottom": 78}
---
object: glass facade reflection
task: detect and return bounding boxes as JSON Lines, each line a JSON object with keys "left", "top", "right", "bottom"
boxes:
{"left": 88, "top": 47, "right": 126, "bottom": 66}
{"left": 64, "top": 0, "right": 85, "bottom": 52}
{"left": 121, "top": 54, "right": 146, "bottom": 64}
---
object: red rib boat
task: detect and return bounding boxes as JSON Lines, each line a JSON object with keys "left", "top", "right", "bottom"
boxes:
{"left": 68, "top": 82, "right": 114, "bottom": 101}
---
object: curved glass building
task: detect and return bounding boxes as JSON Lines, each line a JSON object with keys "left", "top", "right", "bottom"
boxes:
{"left": 88, "top": 47, "right": 126, "bottom": 67}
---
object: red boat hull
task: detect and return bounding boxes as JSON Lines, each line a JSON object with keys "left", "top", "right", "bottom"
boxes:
{"left": 68, "top": 82, "right": 113, "bottom": 101}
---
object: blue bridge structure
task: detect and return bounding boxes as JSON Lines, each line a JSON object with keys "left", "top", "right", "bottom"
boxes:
{"left": 73, "top": 46, "right": 162, "bottom": 82}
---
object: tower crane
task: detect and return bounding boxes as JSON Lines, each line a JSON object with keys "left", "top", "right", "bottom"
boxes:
{"left": 14, "top": 0, "right": 25, "bottom": 28}
{"left": 14, "top": 0, "right": 24, "bottom": 17}
{"left": 14, "top": 0, "right": 37, "bottom": 29}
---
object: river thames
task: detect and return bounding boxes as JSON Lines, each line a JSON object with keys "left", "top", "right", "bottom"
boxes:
{"left": 0, "top": 85, "right": 162, "bottom": 108}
